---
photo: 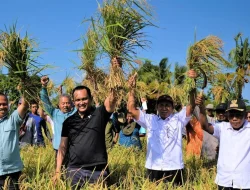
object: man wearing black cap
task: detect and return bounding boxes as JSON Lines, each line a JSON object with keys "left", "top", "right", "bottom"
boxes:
{"left": 127, "top": 70, "right": 196, "bottom": 185}
{"left": 197, "top": 97, "right": 250, "bottom": 190}
{"left": 215, "top": 103, "right": 228, "bottom": 123}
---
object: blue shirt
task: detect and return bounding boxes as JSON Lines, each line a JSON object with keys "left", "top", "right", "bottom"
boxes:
{"left": 40, "top": 88, "right": 76, "bottom": 150}
{"left": 29, "top": 113, "right": 49, "bottom": 143}
{"left": 119, "top": 123, "right": 142, "bottom": 149}
{"left": 0, "top": 110, "right": 23, "bottom": 175}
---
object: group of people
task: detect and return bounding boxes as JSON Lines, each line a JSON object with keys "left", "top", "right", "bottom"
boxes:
{"left": 1, "top": 65, "right": 250, "bottom": 190}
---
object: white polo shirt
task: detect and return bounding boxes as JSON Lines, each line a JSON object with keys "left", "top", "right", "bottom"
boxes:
{"left": 213, "top": 121, "right": 250, "bottom": 189}
{"left": 136, "top": 107, "right": 191, "bottom": 170}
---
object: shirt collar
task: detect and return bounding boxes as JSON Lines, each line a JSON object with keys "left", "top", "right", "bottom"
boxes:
{"left": 157, "top": 113, "right": 173, "bottom": 121}
{"left": 226, "top": 120, "right": 250, "bottom": 130}
{"left": 0, "top": 114, "right": 8, "bottom": 122}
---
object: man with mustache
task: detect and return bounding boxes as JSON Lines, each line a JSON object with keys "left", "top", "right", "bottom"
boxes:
{"left": 0, "top": 93, "right": 29, "bottom": 189}
{"left": 196, "top": 96, "right": 250, "bottom": 190}
{"left": 53, "top": 85, "right": 118, "bottom": 188}
{"left": 40, "top": 76, "right": 76, "bottom": 164}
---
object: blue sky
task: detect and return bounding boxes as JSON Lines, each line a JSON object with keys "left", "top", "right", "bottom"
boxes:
{"left": 1, "top": 0, "right": 250, "bottom": 99}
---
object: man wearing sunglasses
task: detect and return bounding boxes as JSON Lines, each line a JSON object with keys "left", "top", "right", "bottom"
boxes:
{"left": 215, "top": 103, "right": 229, "bottom": 123}
{"left": 197, "top": 97, "right": 250, "bottom": 190}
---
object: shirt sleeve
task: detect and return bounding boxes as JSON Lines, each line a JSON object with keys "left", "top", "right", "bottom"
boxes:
{"left": 213, "top": 123, "right": 221, "bottom": 139}
{"left": 40, "top": 87, "right": 55, "bottom": 117}
{"left": 10, "top": 110, "right": 23, "bottom": 128}
{"left": 61, "top": 119, "right": 69, "bottom": 137}
{"left": 134, "top": 109, "right": 153, "bottom": 130}
{"left": 99, "top": 105, "right": 112, "bottom": 124}
{"left": 177, "top": 107, "right": 192, "bottom": 129}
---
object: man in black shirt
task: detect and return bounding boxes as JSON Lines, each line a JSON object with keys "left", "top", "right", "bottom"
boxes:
{"left": 53, "top": 85, "right": 117, "bottom": 188}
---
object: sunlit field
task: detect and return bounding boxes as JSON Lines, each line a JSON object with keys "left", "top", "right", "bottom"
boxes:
{"left": 17, "top": 137, "right": 217, "bottom": 190}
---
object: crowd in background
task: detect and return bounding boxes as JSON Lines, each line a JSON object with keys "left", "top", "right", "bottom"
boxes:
{"left": 0, "top": 66, "right": 250, "bottom": 190}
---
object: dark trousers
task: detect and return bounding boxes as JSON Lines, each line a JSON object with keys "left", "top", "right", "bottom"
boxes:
{"left": 66, "top": 165, "right": 109, "bottom": 190}
{"left": 147, "top": 169, "right": 183, "bottom": 185}
{"left": 218, "top": 185, "right": 250, "bottom": 190}
{"left": 0, "top": 171, "right": 21, "bottom": 190}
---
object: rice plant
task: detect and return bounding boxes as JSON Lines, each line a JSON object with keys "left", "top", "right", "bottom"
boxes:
{"left": 0, "top": 24, "right": 47, "bottom": 101}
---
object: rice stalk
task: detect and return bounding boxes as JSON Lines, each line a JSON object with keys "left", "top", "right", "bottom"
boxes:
{"left": 0, "top": 24, "right": 47, "bottom": 102}
{"left": 186, "top": 35, "right": 231, "bottom": 92}
{"left": 96, "top": 0, "right": 154, "bottom": 61}
{"left": 62, "top": 76, "right": 75, "bottom": 95}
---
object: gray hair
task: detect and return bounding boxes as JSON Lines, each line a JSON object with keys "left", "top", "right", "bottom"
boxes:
{"left": 59, "top": 94, "right": 72, "bottom": 101}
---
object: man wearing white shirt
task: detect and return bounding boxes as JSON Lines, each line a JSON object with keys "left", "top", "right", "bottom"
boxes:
{"left": 127, "top": 71, "right": 196, "bottom": 185}
{"left": 197, "top": 97, "right": 250, "bottom": 190}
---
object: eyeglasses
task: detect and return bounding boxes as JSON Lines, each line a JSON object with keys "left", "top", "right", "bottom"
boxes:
{"left": 227, "top": 112, "right": 244, "bottom": 119}
{"left": 247, "top": 116, "right": 250, "bottom": 119}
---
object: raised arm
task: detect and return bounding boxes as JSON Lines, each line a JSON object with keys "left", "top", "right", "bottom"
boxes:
{"left": 195, "top": 95, "right": 214, "bottom": 135}
{"left": 40, "top": 76, "right": 55, "bottom": 116}
{"left": 186, "top": 69, "right": 199, "bottom": 117}
{"left": 104, "top": 88, "right": 118, "bottom": 113}
{"left": 127, "top": 73, "right": 140, "bottom": 120}
{"left": 17, "top": 97, "right": 29, "bottom": 119}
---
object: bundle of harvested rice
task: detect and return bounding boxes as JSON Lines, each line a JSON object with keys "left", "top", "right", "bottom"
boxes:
{"left": 185, "top": 35, "right": 230, "bottom": 94}
{"left": 0, "top": 24, "right": 47, "bottom": 102}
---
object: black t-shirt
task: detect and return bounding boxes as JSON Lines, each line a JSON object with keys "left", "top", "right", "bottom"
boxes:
{"left": 61, "top": 105, "right": 112, "bottom": 168}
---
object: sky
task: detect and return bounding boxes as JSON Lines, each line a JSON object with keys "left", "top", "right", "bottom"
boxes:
{"left": 1, "top": 0, "right": 250, "bottom": 99}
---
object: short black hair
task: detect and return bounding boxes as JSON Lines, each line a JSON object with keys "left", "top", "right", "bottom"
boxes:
{"left": 0, "top": 92, "right": 8, "bottom": 101}
{"left": 30, "top": 100, "right": 38, "bottom": 105}
{"left": 72, "top": 85, "right": 92, "bottom": 99}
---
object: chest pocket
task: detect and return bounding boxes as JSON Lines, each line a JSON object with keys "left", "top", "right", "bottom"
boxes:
{"left": 4, "top": 124, "right": 16, "bottom": 132}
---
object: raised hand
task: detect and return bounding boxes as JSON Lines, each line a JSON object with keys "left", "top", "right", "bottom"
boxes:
{"left": 195, "top": 95, "right": 205, "bottom": 108}
{"left": 187, "top": 69, "right": 198, "bottom": 79}
{"left": 41, "top": 76, "right": 49, "bottom": 87}
{"left": 128, "top": 72, "right": 137, "bottom": 89}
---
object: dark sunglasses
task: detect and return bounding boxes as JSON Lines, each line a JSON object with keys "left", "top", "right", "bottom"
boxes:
{"left": 216, "top": 110, "right": 225, "bottom": 114}
{"left": 227, "top": 112, "right": 244, "bottom": 119}
{"left": 247, "top": 116, "right": 250, "bottom": 119}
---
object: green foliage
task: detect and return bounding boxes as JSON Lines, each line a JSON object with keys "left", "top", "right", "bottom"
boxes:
{"left": 229, "top": 33, "right": 250, "bottom": 99}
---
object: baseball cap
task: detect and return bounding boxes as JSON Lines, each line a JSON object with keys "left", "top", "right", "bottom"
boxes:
{"left": 118, "top": 112, "right": 126, "bottom": 123}
{"left": 215, "top": 103, "right": 227, "bottom": 111}
{"left": 206, "top": 104, "right": 214, "bottom": 110}
{"left": 226, "top": 99, "right": 246, "bottom": 112}
{"left": 156, "top": 95, "right": 174, "bottom": 105}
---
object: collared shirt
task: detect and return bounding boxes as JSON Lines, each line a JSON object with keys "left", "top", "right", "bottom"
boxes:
{"left": 61, "top": 105, "right": 111, "bottom": 168}
{"left": 136, "top": 107, "right": 191, "bottom": 170}
{"left": 40, "top": 88, "right": 76, "bottom": 150}
{"left": 213, "top": 121, "right": 250, "bottom": 189}
{"left": 19, "top": 115, "right": 37, "bottom": 148}
{"left": 0, "top": 110, "right": 23, "bottom": 176}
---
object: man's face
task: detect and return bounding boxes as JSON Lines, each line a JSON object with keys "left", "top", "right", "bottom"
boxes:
{"left": 59, "top": 96, "right": 72, "bottom": 113}
{"left": 227, "top": 110, "right": 245, "bottom": 129}
{"left": 206, "top": 109, "right": 214, "bottom": 116}
{"left": 157, "top": 101, "right": 174, "bottom": 120}
{"left": 216, "top": 110, "right": 227, "bottom": 121}
{"left": 247, "top": 112, "right": 250, "bottom": 122}
{"left": 126, "top": 113, "right": 133, "bottom": 123}
{"left": 30, "top": 104, "right": 38, "bottom": 114}
{"left": 73, "top": 89, "right": 92, "bottom": 114}
{"left": 0, "top": 95, "right": 8, "bottom": 119}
